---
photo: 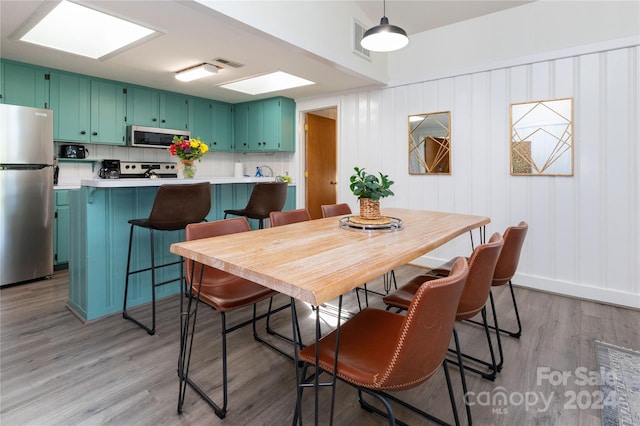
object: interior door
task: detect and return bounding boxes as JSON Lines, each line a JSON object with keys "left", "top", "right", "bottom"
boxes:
{"left": 305, "top": 112, "right": 337, "bottom": 219}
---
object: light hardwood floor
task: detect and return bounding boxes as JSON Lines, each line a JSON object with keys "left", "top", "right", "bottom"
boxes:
{"left": 1, "top": 266, "right": 638, "bottom": 425}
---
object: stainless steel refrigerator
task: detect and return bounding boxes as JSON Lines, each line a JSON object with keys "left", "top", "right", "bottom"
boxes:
{"left": 0, "top": 104, "right": 54, "bottom": 286}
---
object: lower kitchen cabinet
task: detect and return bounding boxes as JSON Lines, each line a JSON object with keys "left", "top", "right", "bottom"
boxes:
{"left": 68, "top": 182, "right": 296, "bottom": 321}
{"left": 54, "top": 190, "right": 70, "bottom": 267}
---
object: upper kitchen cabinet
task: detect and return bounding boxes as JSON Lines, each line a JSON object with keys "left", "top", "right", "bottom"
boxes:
{"left": 90, "top": 80, "right": 127, "bottom": 145}
{"left": 236, "top": 97, "right": 295, "bottom": 152}
{"left": 0, "top": 60, "right": 49, "bottom": 109}
{"left": 188, "top": 97, "right": 233, "bottom": 151}
{"left": 233, "top": 102, "right": 250, "bottom": 152}
{"left": 211, "top": 101, "right": 233, "bottom": 151}
{"left": 127, "top": 86, "right": 188, "bottom": 130}
{"left": 49, "top": 72, "right": 89, "bottom": 143}
{"left": 50, "top": 71, "right": 126, "bottom": 145}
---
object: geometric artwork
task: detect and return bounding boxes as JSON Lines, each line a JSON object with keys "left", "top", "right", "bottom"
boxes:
{"left": 510, "top": 98, "right": 573, "bottom": 176}
{"left": 409, "top": 111, "right": 451, "bottom": 174}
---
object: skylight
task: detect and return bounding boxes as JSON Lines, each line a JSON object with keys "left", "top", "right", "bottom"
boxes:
{"left": 220, "top": 71, "right": 314, "bottom": 95}
{"left": 18, "top": 0, "right": 156, "bottom": 60}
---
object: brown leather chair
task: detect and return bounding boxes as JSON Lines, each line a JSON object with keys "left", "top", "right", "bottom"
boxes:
{"left": 296, "top": 258, "right": 469, "bottom": 425}
{"left": 431, "top": 222, "right": 528, "bottom": 371}
{"left": 177, "top": 217, "right": 299, "bottom": 419}
{"left": 320, "top": 203, "right": 351, "bottom": 217}
{"left": 433, "top": 222, "right": 528, "bottom": 337}
{"left": 224, "top": 182, "right": 288, "bottom": 229}
{"left": 385, "top": 233, "right": 504, "bottom": 382}
{"left": 269, "top": 208, "right": 311, "bottom": 227}
{"left": 123, "top": 182, "right": 211, "bottom": 335}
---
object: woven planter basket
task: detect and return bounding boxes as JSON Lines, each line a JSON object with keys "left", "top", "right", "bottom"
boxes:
{"left": 359, "top": 198, "right": 381, "bottom": 220}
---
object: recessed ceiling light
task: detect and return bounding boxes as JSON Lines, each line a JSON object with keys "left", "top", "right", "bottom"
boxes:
{"left": 220, "top": 71, "right": 314, "bottom": 95}
{"left": 17, "top": 0, "right": 156, "bottom": 59}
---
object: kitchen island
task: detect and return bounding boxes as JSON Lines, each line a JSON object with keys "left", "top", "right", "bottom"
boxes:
{"left": 67, "top": 178, "right": 296, "bottom": 322}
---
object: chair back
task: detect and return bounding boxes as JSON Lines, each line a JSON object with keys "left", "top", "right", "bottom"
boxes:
{"left": 184, "top": 217, "right": 251, "bottom": 286}
{"left": 269, "top": 209, "right": 312, "bottom": 227}
{"left": 146, "top": 182, "right": 211, "bottom": 230}
{"left": 493, "top": 221, "right": 528, "bottom": 287}
{"left": 244, "top": 182, "right": 288, "bottom": 216}
{"left": 376, "top": 258, "right": 469, "bottom": 389}
{"left": 321, "top": 203, "right": 352, "bottom": 218}
{"left": 456, "top": 232, "right": 504, "bottom": 320}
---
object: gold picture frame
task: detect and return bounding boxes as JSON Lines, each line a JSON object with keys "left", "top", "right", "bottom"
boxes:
{"left": 409, "top": 111, "right": 451, "bottom": 174}
{"left": 510, "top": 98, "right": 574, "bottom": 176}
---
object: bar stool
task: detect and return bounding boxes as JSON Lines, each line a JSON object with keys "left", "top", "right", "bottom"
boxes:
{"left": 224, "top": 181, "right": 288, "bottom": 229}
{"left": 123, "top": 182, "right": 211, "bottom": 335}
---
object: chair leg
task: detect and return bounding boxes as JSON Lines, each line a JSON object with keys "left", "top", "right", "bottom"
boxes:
{"left": 252, "top": 298, "right": 304, "bottom": 360}
{"left": 452, "top": 327, "right": 473, "bottom": 426}
{"left": 355, "top": 271, "right": 397, "bottom": 310}
{"left": 177, "top": 265, "right": 202, "bottom": 414}
{"left": 358, "top": 382, "right": 460, "bottom": 426}
{"left": 466, "top": 281, "right": 522, "bottom": 338}
{"left": 358, "top": 389, "right": 397, "bottom": 426}
{"left": 123, "top": 226, "right": 157, "bottom": 335}
{"left": 177, "top": 286, "right": 228, "bottom": 419}
{"left": 447, "top": 308, "right": 498, "bottom": 381}
{"left": 488, "top": 291, "right": 504, "bottom": 371}
{"left": 507, "top": 280, "right": 523, "bottom": 338}
{"left": 122, "top": 224, "right": 135, "bottom": 320}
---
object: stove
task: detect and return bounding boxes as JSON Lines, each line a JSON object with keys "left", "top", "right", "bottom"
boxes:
{"left": 119, "top": 161, "right": 178, "bottom": 179}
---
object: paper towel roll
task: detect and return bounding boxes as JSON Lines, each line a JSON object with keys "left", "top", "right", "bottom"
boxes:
{"left": 233, "top": 163, "right": 244, "bottom": 178}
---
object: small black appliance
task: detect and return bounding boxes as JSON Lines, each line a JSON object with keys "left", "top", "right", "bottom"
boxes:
{"left": 59, "top": 144, "right": 88, "bottom": 159}
{"left": 98, "top": 159, "right": 121, "bottom": 179}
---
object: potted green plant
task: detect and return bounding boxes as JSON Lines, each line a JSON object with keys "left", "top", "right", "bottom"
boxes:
{"left": 349, "top": 167, "right": 394, "bottom": 220}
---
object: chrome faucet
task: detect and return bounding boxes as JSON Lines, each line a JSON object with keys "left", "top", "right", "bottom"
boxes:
{"left": 257, "top": 165, "right": 273, "bottom": 177}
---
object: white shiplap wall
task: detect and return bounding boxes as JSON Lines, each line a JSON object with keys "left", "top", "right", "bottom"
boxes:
{"left": 298, "top": 42, "right": 639, "bottom": 309}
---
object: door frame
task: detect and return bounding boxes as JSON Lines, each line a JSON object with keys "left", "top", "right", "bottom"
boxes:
{"left": 295, "top": 101, "right": 340, "bottom": 210}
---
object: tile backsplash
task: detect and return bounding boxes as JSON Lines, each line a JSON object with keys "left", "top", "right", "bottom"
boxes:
{"left": 54, "top": 143, "right": 298, "bottom": 183}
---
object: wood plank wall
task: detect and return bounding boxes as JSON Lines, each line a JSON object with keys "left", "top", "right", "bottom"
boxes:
{"left": 298, "top": 42, "right": 639, "bottom": 309}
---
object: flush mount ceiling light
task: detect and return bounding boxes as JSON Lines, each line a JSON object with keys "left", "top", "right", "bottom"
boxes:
{"left": 16, "top": 0, "right": 156, "bottom": 60}
{"left": 175, "top": 63, "right": 218, "bottom": 82}
{"left": 360, "top": 0, "right": 409, "bottom": 52}
{"left": 220, "top": 71, "right": 314, "bottom": 96}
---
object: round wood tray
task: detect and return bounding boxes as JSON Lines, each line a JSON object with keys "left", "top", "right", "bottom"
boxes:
{"left": 339, "top": 216, "right": 404, "bottom": 232}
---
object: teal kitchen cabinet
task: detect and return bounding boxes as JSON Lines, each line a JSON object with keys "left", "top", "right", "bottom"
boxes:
{"left": 50, "top": 72, "right": 126, "bottom": 144}
{"left": 160, "top": 92, "right": 189, "bottom": 130}
{"left": 67, "top": 182, "right": 296, "bottom": 321}
{"left": 188, "top": 97, "right": 213, "bottom": 142}
{"left": 54, "top": 190, "right": 70, "bottom": 267}
{"left": 211, "top": 101, "right": 233, "bottom": 151}
{"left": 233, "top": 102, "right": 250, "bottom": 152}
{"left": 89, "top": 80, "right": 127, "bottom": 145}
{"left": 127, "top": 86, "right": 188, "bottom": 130}
{"left": 188, "top": 97, "right": 233, "bottom": 151}
{"left": 245, "top": 97, "right": 295, "bottom": 152}
{"left": 0, "top": 60, "right": 49, "bottom": 108}
{"left": 50, "top": 72, "right": 90, "bottom": 143}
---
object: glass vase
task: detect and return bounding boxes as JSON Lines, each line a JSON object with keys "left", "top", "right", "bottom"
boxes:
{"left": 181, "top": 160, "right": 197, "bottom": 179}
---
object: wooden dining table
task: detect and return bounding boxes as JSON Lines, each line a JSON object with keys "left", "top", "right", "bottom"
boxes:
{"left": 170, "top": 207, "right": 490, "bottom": 423}
{"left": 170, "top": 208, "right": 489, "bottom": 306}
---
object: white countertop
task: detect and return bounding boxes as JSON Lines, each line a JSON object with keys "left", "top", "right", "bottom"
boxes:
{"left": 78, "top": 176, "right": 284, "bottom": 188}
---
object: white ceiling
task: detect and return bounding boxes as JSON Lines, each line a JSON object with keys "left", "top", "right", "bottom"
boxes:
{"left": 1, "top": 0, "right": 532, "bottom": 104}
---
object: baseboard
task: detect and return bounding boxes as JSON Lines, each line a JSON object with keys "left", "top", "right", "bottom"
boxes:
{"left": 410, "top": 256, "right": 640, "bottom": 310}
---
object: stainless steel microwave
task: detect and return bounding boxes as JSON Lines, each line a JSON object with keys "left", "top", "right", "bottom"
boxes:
{"left": 127, "top": 125, "right": 190, "bottom": 149}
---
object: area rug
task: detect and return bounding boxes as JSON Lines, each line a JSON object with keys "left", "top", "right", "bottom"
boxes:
{"left": 595, "top": 340, "right": 640, "bottom": 426}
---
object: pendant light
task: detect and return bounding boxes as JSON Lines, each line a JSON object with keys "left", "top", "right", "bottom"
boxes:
{"left": 360, "top": 0, "right": 408, "bottom": 52}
